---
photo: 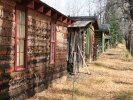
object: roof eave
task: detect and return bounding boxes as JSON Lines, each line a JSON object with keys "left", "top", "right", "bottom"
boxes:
{"left": 15, "top": 0, "right": 75, "bottom": 25}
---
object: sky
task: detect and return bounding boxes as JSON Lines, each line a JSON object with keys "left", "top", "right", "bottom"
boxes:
{"left": 40, "top": 0, "right": 66, "bottom": 14}
{"left": 40, "top": 0, "right": 98, "bottom": 16}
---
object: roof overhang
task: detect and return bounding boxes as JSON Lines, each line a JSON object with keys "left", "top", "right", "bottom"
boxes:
{"left": 68, "top": 21, "right": 92, "bottom": 28}
{"left": 69, "top": 16, "right": 99, "bottom": 29}
{"left": 99, "top": 24, "right": 110, "bottom": 33}
{"left": 15, "top": 0, "right": 75, "bottom": 25}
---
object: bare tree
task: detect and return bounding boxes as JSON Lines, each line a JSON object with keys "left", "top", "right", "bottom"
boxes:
{"left": 105, "top": 0, "right": 133, "bottom": 54}
{"left": 65, "top": 0, "right": 87, "bottom": 16}
{"left": 86, "top": 0, "right": 91, "bottom": 16}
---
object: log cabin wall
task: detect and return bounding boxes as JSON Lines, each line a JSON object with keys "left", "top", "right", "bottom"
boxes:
{"left": 67, "top": 29, "right": 75, "bottom": 73}
{"left": 27, "top": 9, "right": 51, "bottom": 96}
{"left": 83, "top": 29, "right": 87, "bottom": 62}
{"left": 67, "top": 28, "right": 85, "bottom": 73}
{"left": 9, "top": 8, "right": 51, "bottom": 100}
{"left": 93, "top": 31, "right": 102, "bottom": 60}
{"left": 0, "top": 0, "right": 73, "bottom": 99}
{"left": 95, "top": 32, "right": 102, "bottom": 46}
{"left": 85, "top": 24, "right": 95, "bottom": 62}
{"left": 89, "top": 24, "right": 95, "bottom": 62}
{"left": 69, "top": 16, "right": 99, "bottom": 62}
{"left": 0, "top": 0, "right": 16, "bottom": 99}
{"left": 55, "top": 22, "right": 68, "bottom": 79}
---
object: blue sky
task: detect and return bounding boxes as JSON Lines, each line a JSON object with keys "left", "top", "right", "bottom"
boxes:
{"left": 40, "top": 0, "right": 98, "bottom": 16}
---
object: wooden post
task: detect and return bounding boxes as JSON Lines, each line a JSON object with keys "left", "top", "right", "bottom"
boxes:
{"left": 86, "top": 26, "right": 90, "bottom": 56}
{"left": 73, "top": 52, "right": 77, "bottom": 75}
{"left": 78, "top": 45, "right": 91, "bottom": 75}
{"left": 102, "top": 32, "right": 105, "bottom": 53}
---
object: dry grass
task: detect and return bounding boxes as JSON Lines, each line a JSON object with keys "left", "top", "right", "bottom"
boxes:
{"left": 28, "top": 44, "right": 133, "bottom": 100}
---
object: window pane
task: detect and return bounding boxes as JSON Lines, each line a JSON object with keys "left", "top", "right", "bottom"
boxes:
{"left": 17, "top": 40, "right": 19, "bottom": 52}
{"left": 21, "top": 11, "right": 25, "bottom": 25}
{"left": 19, "top": 25, "right": 25, "bottom": 38}
{"left": 19, "top": 11, "right": 21, "bottom": 24}
{"left": 19, "top": 25, "right": 21, "bottom": 37}
{"left": 52, "top": 43, "right": 54, "bottom": 53}
{"left": 51, "top": 43, "right": 54, "bottom": 53}
{"left": 52, "top": 52, "right": 54, "bottom": 60}
{"left": 20, "top": 53, "right": 24, "bottom": 65}
{"left": 17, "top": 12, "right": 25, "bottom": 38}
{"left": 19, "top": 40, "right": 24, "bottom": 52}
{"left": 52, "top": 26, "right": 55, "bottom": 41}
{"left": 50, "top": 43, "right": 55, "bottom": 63}
{"left": 17, "top": 24, "right": 20, "bottom": 37}
{"left": 22, "top": 25, "right": 25, "bottom": 37}
{"left": 17, "top": 53, "right": 20, "bottom": 66}
{"left": 16, "top": 10, "right": 26, "bottom": 67}
{"left": 51, "top": 24, "right": 55, "bottom": 41}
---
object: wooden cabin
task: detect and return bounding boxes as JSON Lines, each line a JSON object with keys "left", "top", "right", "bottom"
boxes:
{"left": 67, "top": 16, "right": 98, "bottom": 73}
{"left": 93, "top": 29, "right": 103, "bottom": 60}
{"left": 99, "top": 24, "right": 110, "bottom": 52}
{"left": 93, "top": 24, "right": 110, "bottom": 60}
{"left": 0, "top": 0, "right": 74, "bottom": 99}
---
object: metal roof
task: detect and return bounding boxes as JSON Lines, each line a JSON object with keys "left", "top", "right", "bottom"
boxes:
{"left": 70, "top": 16, "right": 97, "bottom": 21}
{"left": 68, "top": 21, "right": 92, "bottom": 28}
{"left": 69, "top": 16, "right": 99, "bottom": 29}
{"left": 99, "top": 24, "right": 110, "bottom": 32}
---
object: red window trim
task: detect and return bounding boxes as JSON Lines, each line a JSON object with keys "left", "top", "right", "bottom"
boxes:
{"left": 14, "top": 7, "right": 28, "bottom": 71}
{"left": 50, "top": 22, "right": 56, "bottom": 64}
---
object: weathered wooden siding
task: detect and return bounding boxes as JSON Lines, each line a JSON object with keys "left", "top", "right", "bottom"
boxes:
{"left": 28, "top": 9, "right": 51, "bottom": 68}
{"left": 83, "top": 29, "right": 86, "bottom": 61}
{"left": 8, "top": 9, "right": 51, "bottom": 100}
{"left": 55, "top": 22, "right": 68, "bottom": 77}
{"left": 85, "top": 24, "right": 95, "bottom": 62}
{"left": 0, "top": 1, "right": 70, "bottom": 99}
{"left": 0, "top": 0, "right": 16, "bottom": 99}
{"left": 89, "top": 24, "right": 95, "bottom": 61}
{"left": 68, "top": 23, "right": 96, "bottom": 73}
{"left": 95, "top": 32, "right": 102, "bottom": 46}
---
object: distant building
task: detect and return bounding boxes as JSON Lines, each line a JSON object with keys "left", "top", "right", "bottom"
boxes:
{"left": 67, "top": 16, "right": 99, "bottom": 73}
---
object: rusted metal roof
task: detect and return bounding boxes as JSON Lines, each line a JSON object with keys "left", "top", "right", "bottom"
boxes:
{"left": 69, "top": 16, "right": 99, "bottom": 29}
{"left": 68, "top": 21, "right": 92, "bottom": 28}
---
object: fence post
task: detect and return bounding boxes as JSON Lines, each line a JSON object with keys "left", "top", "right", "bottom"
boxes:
{"left": 102, "top": 32, "right": 105, "bottom": 52}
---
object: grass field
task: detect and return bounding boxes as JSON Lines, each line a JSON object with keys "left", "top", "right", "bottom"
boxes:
{"left": 28, "top": 44, "right": 133, "bottom": 100}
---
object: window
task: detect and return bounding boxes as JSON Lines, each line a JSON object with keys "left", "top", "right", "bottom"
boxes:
{"left": 15, "top": 9, "right": 26, "bottom": 70}
{"left": 50, "top": 22, "right": 56, "bottom": 64}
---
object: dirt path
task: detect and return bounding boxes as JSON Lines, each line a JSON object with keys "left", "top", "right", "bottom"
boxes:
{"left": 28, "top": 44, "right": 133, "bottom": 100}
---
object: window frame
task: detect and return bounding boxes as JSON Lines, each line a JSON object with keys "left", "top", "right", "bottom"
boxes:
{"left": 15, "top": 7, "right": 27, "bottom": 71}
{"left": 50, "top": 22, "right": 56, "bottom": 64}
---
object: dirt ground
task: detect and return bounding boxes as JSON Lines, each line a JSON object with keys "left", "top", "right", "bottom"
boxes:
{"left": 28, "top": 44, "right": 133, "bottom": 100}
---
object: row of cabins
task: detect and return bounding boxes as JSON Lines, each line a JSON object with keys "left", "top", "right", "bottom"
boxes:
{"left": 0, "top": 0, "right": 110, "bottom": 99}
{"left": 67, "top": 17, "right": 110, "bottom": 73}
{"left": 0, "top": 0, "right": 74, "bottom": 99}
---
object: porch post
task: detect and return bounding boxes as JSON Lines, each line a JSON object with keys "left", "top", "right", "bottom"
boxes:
{"left": 102, "top": 32, "right": 105, "bottom": 52}
{"left": 86, "top": 26, "right": 90, "bottom": 56}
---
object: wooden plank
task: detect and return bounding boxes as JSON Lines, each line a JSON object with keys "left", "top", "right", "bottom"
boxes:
{"left": 73, "top": 52, "right": 77, "bottom": 74}
{"left": 78, "top": 45, "right": 91, "bottom": 74}
{"left": 0, "top": 37, "right": 15, "bottom": 46}
{"left": 0, "top": 0, "right": 16, "bottom": 7}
